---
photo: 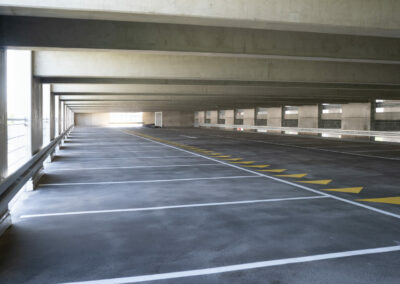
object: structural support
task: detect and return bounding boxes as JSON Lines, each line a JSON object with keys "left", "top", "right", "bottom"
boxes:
{"left": 267, "top": 107, "right": 283, "bottom": 127}
{"left": 298, "top": 105, "right": 320, "bottom": 128}
{"left": 210, "top": 111, "right": 218, "bottom": 124}
{"left": 243, "top": 109, "right": 255, "bottom": 126}
{"left": 342, "top": 103, "right": 373, "bottom": 131}
{"left": 224, "top": 110, "right": 234, "bottom": 125}
{"left": 0, "top": 48, "right": 7, "bottom": 182}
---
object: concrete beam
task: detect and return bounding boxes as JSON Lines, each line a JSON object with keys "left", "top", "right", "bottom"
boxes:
{"left": 2, "top": 16, "right": 400, "bottom": 62}
{"left": 0, "top": 0, "right": 399, "bottom": 37}
{"left": 34, "top": 51, "right": 400, "bottom": 85}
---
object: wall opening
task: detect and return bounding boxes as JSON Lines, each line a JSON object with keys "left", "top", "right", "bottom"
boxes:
{"left": 6, "top": 50, "right": 31, "bottom": 176}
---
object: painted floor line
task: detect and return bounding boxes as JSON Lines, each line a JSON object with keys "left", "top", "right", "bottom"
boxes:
{"left": 20, "top": 196, "right": 327, "bottom": 219}
{"left": 123, "top": 131, "right": 400, "bottom": 220}
{"left": 39, "top": 175, "right": 260, "bottom": 187}
{"left": 58, "top": 149, "right": 170, "bottom": 154}
{"left": 54, "top": 155, "right": 197, "bottom": 160}
{"left": 59, "top": 245, "right": 400, "bottom": 284}
{"left": 46, "top": 163, "right": 220, "bottom": 172}
{"left": 180, "top": 135, "right": 197, "bottom": 139}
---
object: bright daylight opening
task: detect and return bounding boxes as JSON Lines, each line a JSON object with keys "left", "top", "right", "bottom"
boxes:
{"left": 108, "top": 112, "right": 143, "bottom": 127}
{"left": 6, "top": 50, "right": 31, "bottom": 176}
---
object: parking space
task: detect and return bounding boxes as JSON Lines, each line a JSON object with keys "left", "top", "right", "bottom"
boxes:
{"left": 0, "top": 127, "right": 400, "bottom": 284}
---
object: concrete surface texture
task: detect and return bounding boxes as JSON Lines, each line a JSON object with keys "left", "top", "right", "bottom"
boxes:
{"left": 1, "top": 127, "right": 400, "bottom": 283}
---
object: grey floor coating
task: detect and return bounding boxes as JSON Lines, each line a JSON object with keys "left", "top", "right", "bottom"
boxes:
{"left": 0, "top": 127, "right": 400, "bottom": 283}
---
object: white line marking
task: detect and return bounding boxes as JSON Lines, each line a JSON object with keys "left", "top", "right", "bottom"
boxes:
{"left": 180, "top": 135, "right": 197, "bottom": 139}
{"left": 59, "top": 149, "right": 169, "bottom": 154}
{"left": 59, "top": 245, "right": 400, "bottom": 284}
{"left": 47, "top": 163, "right": 219, "bottom": 172}
{"left": 20, "top": 196, "right": 327, "bottom": 219}
{"left": 40, "top": 175, "right": 260, "bottom": 187}
{"left": 55, "top": 155, "right": 197, "bottom": 160}
{"left": 123, "top": 131, "right": 400, "bottom": 220}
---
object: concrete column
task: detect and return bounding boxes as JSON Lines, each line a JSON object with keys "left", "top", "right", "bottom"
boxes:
{"left": 342, "top": 103, "right": 372, "bottom": 130}
{"left": 267, "top": 107, "right": 283, "bottom": 127}
{"left": 0, "top": 49, "right": 7, "bottom": 182}
{"left": 210, "top": 110, "right": 218, "bottom": 124}
{"left": 57, "top": 99, "right": 62, "bottom": 135}
{"left": 243, "top": 109, "right": 256, "bottom": 126}
{"left": 197, "top": 111, "right": 205, "bottom": 125}
{"left": 298, "top": 104, "right": 320, "bottom": 128}
{"left": 142, "top": 112, "right": 155, "bottom": 125}
{"left": 49, "top": 91, "right": 55, "bottom": 140}
{"left": 161, "top": 111, "right": 194, "bottom": 127}
{"left": 30, "top": 77, "right": 43, "bottom": 155}
{"left": 225, "top": 110, "right": 234, "bottom": 125}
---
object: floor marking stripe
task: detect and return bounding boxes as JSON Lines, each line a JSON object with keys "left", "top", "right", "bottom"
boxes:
{"left": 55, "top": 155, "right": 198, "bottom": 160}
{"left": 258, "top": 169, "right": 287, "bottom": 173}
{"left": 232, "top": 161, "right": 255, "bottom": 164}
{"left": 59, "top": 245, "right": 400, "bottom": 284}
{"left": 296, "top": 179, "right": 332, "bottom": 185}
{"left": 123, "top": 131, "right": 400, "bottom": 220}
{"left": 356, "top": 197, "right": 400, "bottom": 205}
{"left": 324, "top": 187, "right": 364, "bottom": 194}
{"left": 244, "top": 165, "right": 270, "bottom": 168}
{"left": 47, "top": 163, "right": 219, "bottom": 172}
{"left": 39, "top": 175, "right": 260, "bottom": 187}
{"left": 20, "top": 196, "right": 327, "bottom": 219}
{"left": 180, "top": 135, "right": 197, "bottom": 139}
{"left": 275, "top": 173, "right": 308, "bottom": 178}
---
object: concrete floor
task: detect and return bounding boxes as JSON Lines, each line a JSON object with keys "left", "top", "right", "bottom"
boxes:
{"left": 1, "top": 127, "right": 400, "bottom": 284}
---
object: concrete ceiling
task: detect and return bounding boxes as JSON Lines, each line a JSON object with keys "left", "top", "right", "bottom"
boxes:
{"left": 1, "top": 0, "right": 399, "bottom": 113}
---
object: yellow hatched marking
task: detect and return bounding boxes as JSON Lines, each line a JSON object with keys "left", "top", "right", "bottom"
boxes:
{"left": 223, "top": 158, "right": 243, "bottom": 161}
{"left": 274, "top": 173, "right": 307, "bottom": 178}
{"left": 215, "top": 155, "right": 231, "bottom": 158}
{"left": 356, "top": 196, "right": 400, "bottom": 205}
{"left": 258, "top": 169, "right": 287, "bottom": 173}
{"left": 296, "top": 180, "right": 332, "bottom": 185}
{"left": 232, "top": 161, "right": 255, "bottom": 165}
{"left": 324, "top": 187, "right": 363, "bottom": 194}
{"left": 244, "top": 165, "right": 270, "bottom": 169}
{"left": 208, "top": 153, "right": 222, "bottom": 156}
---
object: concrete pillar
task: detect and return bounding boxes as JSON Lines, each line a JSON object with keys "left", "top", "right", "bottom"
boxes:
{"left": 225, "top": 110, "right": 234, "bottom": 125}
{"left": 142, "top": 112, "right": 155, "bottom": 125}
{"left": 197, "top": 111, "right": 205, "bottom": 125}
{"left": 31, "top": 77, "right": 43, "bottom": 155}
{"left": 160, "top": 111, "right": 194, "bottom": 127}
{"left": 210, "top": 110, "right": 218, "bottom": 124}
{"left": 50, "top": 91, "right": 55, "bottom": 140}
{"left": 298, "top": 105, "right": 320, "bottom": 128}
{"left": 0, "top": 49, "right": 7, "bottom": 182}
{"left": 342, "top": 103, "right": 372, "bottom": 130}
{"left": 243, "top": 109, "right": 255, "bottom": 126}
{"left": 267, "top": 107, "right": 283, "bottom": 127}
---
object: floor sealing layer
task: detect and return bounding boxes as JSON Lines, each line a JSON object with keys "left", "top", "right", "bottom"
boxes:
{"left": 1, "top": 127, "right": 400, "bottom": 284}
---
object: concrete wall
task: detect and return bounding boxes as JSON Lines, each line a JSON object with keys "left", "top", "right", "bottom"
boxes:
{"left": 142, "top": 112, "right": 155, "bottom": 124}
{"left": 267, "top": 107, "right": 282, "bottom": 127}
{"left": 161, "top": 111, "right": 194, "bottom": 127}
{"left": 75, "top": 113, "right": 110, "bottom": 126}
{"left": 342, "top": 103, "right": 372, "bottom": 130}
{"left": 298, "top": 105, "right": 319, "bottom": 128}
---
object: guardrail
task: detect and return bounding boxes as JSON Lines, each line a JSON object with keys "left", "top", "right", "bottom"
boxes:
{"left": 198, "top": 123, "right": 400, "bottom": 139}
{"left": 0, "top": 126, "right": 73, "bottom": 222}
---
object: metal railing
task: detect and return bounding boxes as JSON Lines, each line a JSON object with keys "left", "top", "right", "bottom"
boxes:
{"left": 7, "top": 118, "right": 29, "bottom": 173}
{"left": 198, "top": 123, "right": 400, "bottom": 139}
{"left": 0, "top": 126, "right": 73, "bottom": 218}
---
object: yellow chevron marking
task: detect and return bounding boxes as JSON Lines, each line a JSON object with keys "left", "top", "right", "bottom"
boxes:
{"left": 258, "top": 169, "right": 287, "bottom": 173}
{"left": 357, "top": 196, "right": 400, "bottom": 205}
{"left": 223, "top": 158, "right": 243, "bottom": 161}
{"left": 244, "top": 165, "right": 270, "bottom": 169}
{"left": 274, "top": 173, "right": 308, "bottom": 178}
{"left": 296, "top": 180, "right": 332, "bottom": 185}
{"left": 232, "top": 161, "right": 255, "bottom": 165}
{"left": 324, "top": 187, "right": 364, "bottom": 194}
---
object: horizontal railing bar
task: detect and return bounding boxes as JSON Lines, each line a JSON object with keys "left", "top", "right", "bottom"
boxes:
{"left": 0, "top": 126, "right": 73, "bottom": 217}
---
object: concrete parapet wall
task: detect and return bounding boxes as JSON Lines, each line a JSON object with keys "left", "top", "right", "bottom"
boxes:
{"left": 342, "top": 103, "right": 372, "bottom": 131}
